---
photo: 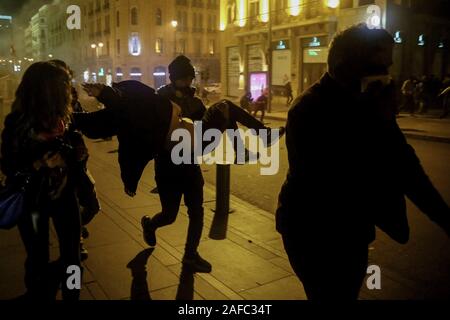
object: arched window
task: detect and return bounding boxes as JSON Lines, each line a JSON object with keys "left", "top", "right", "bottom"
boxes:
{"left": 131, "top": 7, "right": 138, "bottom": 25}
{"left": 130, "top": 67, "right": 142, "bottom": 81}
{"left": 129, "top": 32, "right": 141, "bottom": 56}
{"left": 156, "top": 8, "right": 162, "bottom": 26}
{"left": 153, "top": 66, "right": 167, "bottom": 89}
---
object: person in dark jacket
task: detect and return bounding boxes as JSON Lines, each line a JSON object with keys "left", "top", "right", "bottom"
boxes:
{"left": 240, "top": 87, "right": 253, "bottom": 112}
{"left": 50, "top": 59, "right": 100, "bottom": 261}
{"left": 1, "top": 62, "right": 84, "bottom": 300}
{"left": 142, "top": 56, "right": 212, "bottom": 272}
{"left": 141, "top": 56, "right": 285, "bottom": 273}
{"left": 276, "top": 24, "right": 450, "bottom": 300}
{"left": 76, "top": 73, "right": 284, "bottom": 273}
{"left": 74, "top": 81, "right": 173, "bottom": 197}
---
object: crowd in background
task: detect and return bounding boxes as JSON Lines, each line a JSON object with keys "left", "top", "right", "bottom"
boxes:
{"left": 400, "top": 74, "right": 450, "bottom": 118}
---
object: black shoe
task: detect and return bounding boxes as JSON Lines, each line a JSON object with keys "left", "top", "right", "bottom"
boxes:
{"left": 234, "top": 148, "right": 260, "bottom": 165}
{"left": 182, "top": 252, "right": 212, "bottom": 273}
{"left": 264, "top": 127, "right": 286, "bottom": 147}
{"left": 141, "top": 215, "right": 156, "bottom": 247}
{"left": 81, "top": 226, "right": 90, "bottom": 239}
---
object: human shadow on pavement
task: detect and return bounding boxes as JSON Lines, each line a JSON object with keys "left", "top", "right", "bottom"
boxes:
{"left": 175, "top": 265, "right": 195, "bottom": 300}
{"left": 127, "top": 248, "right": 154, "bottom": 300}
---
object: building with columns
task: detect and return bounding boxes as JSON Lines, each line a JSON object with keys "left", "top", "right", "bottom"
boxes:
{"left": 25, "top": 0, "right": 221, "bottom": 88}
{"left": 219, "top": 0, "right": 448, "bottom": 101}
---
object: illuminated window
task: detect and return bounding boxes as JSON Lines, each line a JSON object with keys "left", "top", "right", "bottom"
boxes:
{"left": 129, "top": 33, "right": 141, "bottom": 56}
{"left": 179, "top": 39, "right": 186, "bottom": 54}
{"left": 155, "top": 38, "right": 163, "bottom": 53}
{"left": 130, "top": 67, "right": 142, "bottom": 81}
{"left": 209, "top": 39, "right": 215, "bottom": 55}
{"left": 131, "top": 7, "right": 138, "bottom": 25}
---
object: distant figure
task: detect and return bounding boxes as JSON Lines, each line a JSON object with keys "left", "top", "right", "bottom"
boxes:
{"left": 285, "top": 81, "right": 294, "bottom": 106}
{"left": 400, "top": 77, "right": 415, "bottom": 114}
{"left": 239, "top": 88, "right": 253, "bottom": 112}
{"left": 252, "top": 88, "right": 268, "bottom": 122}
{"left": 277, "top": 24, "right": 450, "bottom": 301}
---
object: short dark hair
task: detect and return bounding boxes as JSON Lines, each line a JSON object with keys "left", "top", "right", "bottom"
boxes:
{"left": 328, "top": 24, "right": 394, "bottom": 84}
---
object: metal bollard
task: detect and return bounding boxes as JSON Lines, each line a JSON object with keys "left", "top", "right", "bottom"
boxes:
{"left": 215, "top": 163, "right": 231, "bottom": 216}
{"left": 209, "top": 163, "right": 234, "bottom": 240}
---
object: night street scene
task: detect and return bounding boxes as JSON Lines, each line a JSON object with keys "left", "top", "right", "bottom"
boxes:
{"left": 0, "top": 0, "right": 449, "bottom": 311}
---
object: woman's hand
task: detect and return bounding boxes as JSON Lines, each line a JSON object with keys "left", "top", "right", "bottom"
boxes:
{"left": 82, "top": 83, "right": 105, "bottom": 98}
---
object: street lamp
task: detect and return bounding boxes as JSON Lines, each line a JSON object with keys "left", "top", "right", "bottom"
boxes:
{"left": 171, "top": 20, "right": 178, "bottom": 56}
{"left": 91, "top": 42, "right": 104, "bottom": 82}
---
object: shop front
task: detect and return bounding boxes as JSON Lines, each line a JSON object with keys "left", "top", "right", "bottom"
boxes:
{"left": 300, "top": 36, "right": 329, "bottom": 93}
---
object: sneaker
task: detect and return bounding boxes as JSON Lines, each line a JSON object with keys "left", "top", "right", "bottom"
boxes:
{"left": 141, "top": 215, "right": 156, "bottom": 247}
{"left": 264, "top": 127, "right": 286, "bottom": 148}
{"left": 182, "top": 252, "right": 212, "bottom": 273}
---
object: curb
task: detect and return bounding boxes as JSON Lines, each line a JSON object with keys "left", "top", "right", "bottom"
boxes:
{"left": 402, "top": 133, "right": 450, "bottom": 144}
{"left": 265, "top": 115, "right": 450, "bottom": 144}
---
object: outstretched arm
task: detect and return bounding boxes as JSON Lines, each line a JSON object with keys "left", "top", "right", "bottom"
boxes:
{"left": 82, "top": 83, "right": 124, "bottom": 110}
{"left": 72, "top": 108, "right": 119, "bottom": 139}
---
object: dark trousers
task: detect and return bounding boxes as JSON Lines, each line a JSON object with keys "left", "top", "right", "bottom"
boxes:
{"left": 152, "top": 153, "right": 204, "bottom": 257}
{"left": 282, "top": 234, "right": 368, "bottom": 300}
{"left": 203, "top": 100, "right": 266, "bottom": 133}
{"left": 202, "top": 100, "right": 267, "bottom": 153}
{"left": 17, "top": 190, "right": 81, "bottom": 300}
{"left": 287, "top": 93, "right": 294, "bottom": 105}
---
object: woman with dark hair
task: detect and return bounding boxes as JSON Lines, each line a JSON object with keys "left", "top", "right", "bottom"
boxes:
{"left": 1, "top": 62, "right": 84, "bottom": 300}
{"left": 49, "top": 59, "right": 101, "bottom": 261}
